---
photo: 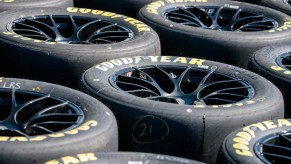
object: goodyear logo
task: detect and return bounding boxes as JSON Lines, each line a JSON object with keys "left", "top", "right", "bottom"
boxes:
{"left": 0, "top": 120, "right": 97, "bottom": 142}
{"left": 146, "top": 0, "right": 207, "bottom": 15}
{"left": 270, "top": 65, "right": 291, "bottom": 75}
{"left": 2, "top": 32, "right": 56, "bottom": 44}
{"left": 95, "top": 56, "right": 206, "bottom": 71}
{"left": 269, "top": 18, "right": 291, "bottom": 32}
{"left": 233, "top": 119, "right": 291, "bottom": 157}
{"left": 67, "top": 7, "right": 150, "bottom": 32}
{"left": 45, "top": 153, "right": 98, "bottom": 164}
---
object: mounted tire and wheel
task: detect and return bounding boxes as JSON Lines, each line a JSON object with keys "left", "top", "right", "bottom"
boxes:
{"left": 0, "top": 77, "right": 117, "bottom": 163}
{"left": 138, "top": 0, "right": 291, "bottom": 68}
{"left": 0, "top": 7, "right": 160, "bottom": 88}
{"left": 80, "top": 56, "right": 284, "bottom": 163}
{"left": 248, "top": 45, "right": 291, "bottom": 118}
{"left": 218, "top": 119, "right": 291, "bottom": 164}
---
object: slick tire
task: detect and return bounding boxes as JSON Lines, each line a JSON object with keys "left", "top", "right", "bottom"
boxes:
{"left": 138, "top": 0, "right": 291, "bottom": 68}
{"left": 0, "top": 78, "right": 118, "bottom": 163}
{"left": 232, "top": 0, "right": 291, "bottom": 15}
{"left": 217, "top": 119, "right": 291, "bottom": 164}
{"left": 74, "top": 0, "right": 156, "bottom": 17}
{"left": 260, "top": 0, "right": 291, "bottom": 16}
{"left": 248, "top": 45, "right": 291, "bottom": 118}
{"left": 0, "top": 0, "right": 73, "bottom": 12}
{"left": 44, "top": 152, "right": 203, "bottom": 164}
{"left": 0, "top": 7, "right": 160, "bottom": 88}
{"left": 80, "top": 56, "right": 284, "bottom": 163}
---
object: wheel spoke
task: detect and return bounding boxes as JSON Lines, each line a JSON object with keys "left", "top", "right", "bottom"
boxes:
{"left": 263, "top": 152, "right": 291, "bottom": 162}
{"left": 127, "top": 89, "right": 159, "bottom": 98}
{"left": 278, "top": 133, "right": 291, "bottom": 146}
{"left": 27, "top": 125, "right": 54, "bottom": 134}
{"left": 205, "top": 79, "right": 242, "bottom": 87}
{"left": 24, "top": 102, "right": 68, "bottom": 124}
{"left": 69, "top": 15, "right": 78, "bottom": 30}
{"left": 90, "top": 38, "right": 114, "bottom": 43}
{"left": 115, "top": 76, "right": 160, "bottom": 95}
{"left": 215, "top": 86, "right": 252, "bottom": 93}
{"left": 148, "top": 96, "right": 179, "bottom": 104}
{"left": 230, "top": 9, "right": 242, "bottom": 24}
{"left": 213, "top": 7, "right": 224, "bottom": 24}
{"left": 178, "top": 67, "right": 192, "bottom": 91}
{"left": 13, "top": 129, "right": 29, "bottom": 137}
{"left": 115, "top": 81, "right": 155, "bottom": 92}
{"left": 78, "top": 19, "right": 101, "bottom": 40}
{"left": 11, "top": 89, "right": 17, "bottom": 109}
{"left": 153, "top": 65, "right": 176, "bottom": 88}
{"left": 201, "top": 97, "right": 237, "bottom": 103}
{"left": 199, "top": 66, "right": 217, "bottom": 85}
{"left": 133, "top": 67, "right": 166, "bottom": 93}
{"left": 24, "top": 17, "right": 55, "bottom": 36}
{"left": 13, "top": 21, "right": 43, "bottom": 33}
{"left": 180, "top": 8, "right": 207, "bottom": 27}
{"left": 33, "top": 121, "right": 77, "bottom": 126}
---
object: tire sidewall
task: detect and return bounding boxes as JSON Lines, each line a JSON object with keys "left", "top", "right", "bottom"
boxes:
{"left": 0, "top": 0, "right": 73, "bottom": 11}
{"left": 251, "top": 45, "right": 291, "bottom": 82}
{"left": 261, "top": 0, "right": 291, "bottom": 15}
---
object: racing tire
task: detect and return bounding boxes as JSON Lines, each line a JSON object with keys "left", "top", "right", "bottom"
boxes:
{"left": 248, "top": 45, "right": 291, "bottom": 118}
{"left": 217, "top": 119, "right": 291, "bottom": 164}
{"left": 0, "top": 0, "right": 73, "bottom": 12}
{"left": 138, "top": 0, "right": 291, "bottom": 68}
{"left": 44, "top": 152, "right": 203, "bottom": 164}
{"left": 80, "top": 56, "right": 284, "bottom": 163}
{"left": 0, "top": 77, "right": 118, "bottom": 163}
{"left": 232, "top": 0, "right": 291, "bottom": 15}
{"left": 0, "top": 7, "right": 160, "bottom": 88}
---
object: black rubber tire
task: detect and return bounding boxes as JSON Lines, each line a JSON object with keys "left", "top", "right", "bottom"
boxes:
{"left": 217, "top": 119, "right": 291, "bottom": 164}
{"left": 229, "top": 0, "right": 261, "bottom": 4}
{"left": 138, "top": 0, "right": 291, "bottom": 68}
{"left": 80, "top": 56, "right": 284, "bottom": 163}
{"left": 0, "top": 0, "right": 73, "bottom": 12}
{"left": 0, "top": 7, "right": 160, "bottom": 88}
{"left": 233, "top": 0, "right": 291, "bottom": 15}
{"left": 0, "top": 77, "right": 118, "bottom": 163}
{"left": 261, "top": 0, "right": 291, "bottom": 16}
{"left": 74, "top": 0, "right": 156, "bottom": 17}
{"left": 235, "top": 0, "right": 291, "bottom": 15}
{"left": 248, "top": 45, "right": 291, "bottom": 118}
{"left": 44, "top": 152, "right": 204, "bottom": 164}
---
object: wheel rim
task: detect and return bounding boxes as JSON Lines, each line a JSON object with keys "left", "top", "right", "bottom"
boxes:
{"left": 255, "top": 131, "right": 291, "bottom": 163}
{"left": 0, "top": 88, "right": 84, "bottom": 136}
{"left": 277, "top": 52, "right": 291, "bottom": 70}
{"left": 110, "top": 65, "right": 254, "bottom": 105}
{"left": 9, "top": 15, "right": 133, "bottom": 44}
{"left": 163, "top": 6, "right": 278, "bottom": 32}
